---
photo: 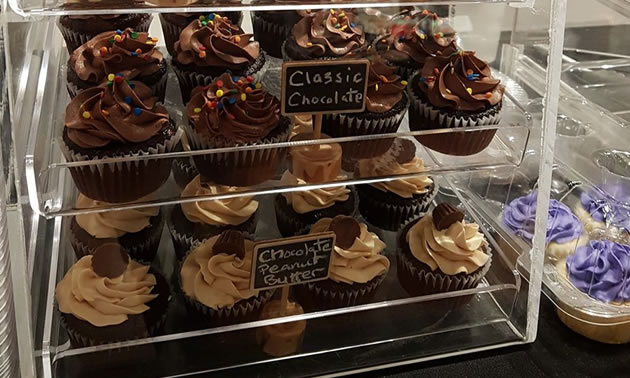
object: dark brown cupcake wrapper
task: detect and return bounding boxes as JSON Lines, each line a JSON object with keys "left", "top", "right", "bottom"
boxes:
{"left": 66, "top": 71, "right": 168, "bottom": 102}
{"left": 58, "top": 15, "right": 152, "bottom": 54}
{"left": 297, "top": 273, "right": 387, "bottom": 310}
{"left": 172, "top": 156, "right": 198, "bottom": 189}
{"left": 62, "top": 128, "right": 182, "bottom": 203}
{"left": 251, "top": 12, "right": 293, "bottom": 59}
{"left": 184, "top": 117, "right": 291, "bottom": 186}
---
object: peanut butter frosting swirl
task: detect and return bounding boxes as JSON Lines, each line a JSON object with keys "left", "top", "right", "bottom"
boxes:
{"left": 181, "top": 175, "right": 258, "bottom": 226}
{"left": 366, "top": 57, "right": 406, "bottom": 113}
{"left": 280, "top": 171, "right": 349, "bottom": 214}
{"left": 358, "top": 156, "right": 432, "bottom": 198}
{"left": 420, "top": 51, "right": 505, "bottom": 112}
{"left": 181, "top": 236, "right": 258, "bottom": 309}
{"left": 55, "top": 256, "right": 157, "bottom": 327}
{"left": 292, "top": 9, "right": 365, "bottom": 57}
{"left": 407, "top": 215, "right": 489, "bottom": 275}
{"left": 65, "top": 77, "right": 169, "bottom": 148}
{"left": 187, "top": 73, "right": 280, "bottom": 146}
{"left": 311, "top": 218, "right": 389, "bottom": 284}
{"left": 75, "top": 194, "right": 159, "bottom": 238}
{"left": 175, "top": 14, "right": 259, "bottom": 69}
{"left": 69, "top": 28, "right": 163, "bottom": 84}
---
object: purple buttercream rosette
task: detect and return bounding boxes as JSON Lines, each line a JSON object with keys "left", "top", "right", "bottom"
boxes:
{"left": 567, "top": 239, "right": 630, "bottom": 303}
{"left": 580, "top": 190, "right": 630, "bottom": 233}
{"left": 503, "top": 192, "right": 582, "bottom": 244}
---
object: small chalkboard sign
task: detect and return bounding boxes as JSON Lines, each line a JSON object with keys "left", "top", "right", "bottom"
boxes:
{"left": 281, "top": 59, "right": 370, "bottom": 115}
{"left": 250, "top": 232, "right": 336, "bottom": 291}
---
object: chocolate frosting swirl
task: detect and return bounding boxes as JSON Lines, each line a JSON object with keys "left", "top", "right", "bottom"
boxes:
{"left": 187, "top": 72, "right": 280, "bottom": 146}
{"left": 420, "top": 51, "right": 504, "bottom": 112}
{"left": 366, "top": 57, "right": 406, "bottom": 113}
{"left": 65, "top": 77, "right": 169, "bottom": 148}
{"left": 175, "top": 14, "right": 259, "bottom": 69}
{"left": 292, "top": 9, "right": 365, "bottom": 57}
{"left": 380, "top": 10, "right": 457, "bottom": 65}
{"left": 69, "top": 28, "right": 164, "bottom": 84}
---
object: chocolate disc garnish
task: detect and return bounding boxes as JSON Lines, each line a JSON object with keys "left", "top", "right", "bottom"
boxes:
{"left": 213, "top": 230, "right": 246, "bottom": 259}
{"left": 91, "top": 243, "right": 129, "bottom": 279}
{"left": 432, "top": 203, "right": 465, "bottom": 230}
{"left": 392, "top": 138, "right": 416, "bottom": 164}
{"left": 328, "top": 216, "right": 361, "bottom": 249}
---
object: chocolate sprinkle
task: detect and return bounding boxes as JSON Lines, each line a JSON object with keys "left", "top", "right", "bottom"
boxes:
{"left": 432, "top": 203, "right": 465, "bottom": 231}
{"left": 213, "top": 230, "right": 246, "bottom": 259}
{"left": 392, "top": 138, "right": 416, "bottom": 164}
{"left": 329, "top": 216, "right": 361, "bottom": 249}
{"left": 91, "top": 242, "right": 130, "bottom": 279}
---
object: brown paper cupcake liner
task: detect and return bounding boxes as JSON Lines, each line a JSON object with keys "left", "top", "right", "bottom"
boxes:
{"left": 295, "top": 273, "right": 387, "bottom": 310}
{"left": 184, "top": 117, "right": 291, "bottom": 186}
{"left": 66, "top": 71, "right": 168, "bottom": 101}
{"left": 58, "top": 15, "right": 153, "bottom": 54}
{"left": 62, "top": 128, "right": 182, "bottom": 203}
{"left": 251, "top": 12, "right": 294, "bottom": 59}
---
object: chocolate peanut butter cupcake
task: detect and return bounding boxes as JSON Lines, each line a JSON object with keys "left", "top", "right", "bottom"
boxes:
{"left": 67, "top": 28, "right": 168, "bottom": 100}
{"left": 408, "top": 51, "right": 504, "bottom": 156}
{"left": 251, "top": 8, "right": 311, "bottom": 58}
{"left": 397, "top": 203, "right": 492, "bottom": 296}
{"left": 357, "top": 139, "right": 437, "bottom": 231}
{"left": 62, "top": 77, "right": 180, "bottom": 203}
{"left": 173, "top": 14, "right": 267, "bottom": 103}
{"left": 295, "top": 216, "right": 390, "bottom": 310}
{"left": 180, "top": 230, "right": 274, "bottom": 324}
{"left": 185, "top": 73, "right": 291, "bottom": 186}
{"left": 70, "top": 194, "right": 164, "bottom": 264}
{"left": 375, "top": 10, "right": 457, "bottom": 80}
{"left": 56, "top": 243, "right": 170, "bottom": 347}
{"left": 282, "top": 9, "right": 366, "bottom": 61}
{"left": 169, "top": 175, "right": 259, "bottom": 260}
{"left": 58, "top": 14, "right": 152, "bottom": 54}
{"left": 322, "top": 54, "right": 408, "bottom": 159}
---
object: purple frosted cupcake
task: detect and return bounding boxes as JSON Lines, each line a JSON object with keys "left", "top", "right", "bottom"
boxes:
{"left": 503, "top": 192, "right": 588, "bottom": 261}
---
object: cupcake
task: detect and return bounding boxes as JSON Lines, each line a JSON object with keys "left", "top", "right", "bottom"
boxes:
{"left": 374, "top": 9, "right": 457, "bottom": 80}
{"left": 169, "top": 175, "right": 259, "bottom": 260}
{"left": 58, "top": 14, "right": 152, "bottom": 54}
{"left": 407, "top": 51, "right": 505, "bottom": 156}
{"left": 295, "top": 216, "right": 390, "bottom": 309}
{"left": 355, "top": 7, "right": 412, "bottom": 43}
{"left": 282, "top": 9, "right": 366, "bottom": 61}
{"left": 56, "top": 243, "right": 170, "bottom": 347}
{"left": 185, "top": 73, "right": 291, "bottom": 186}
{"left": 275, "top": 135, "right": 357, "bottom": 236}
{"left": 556, "top": 240, "right": 630, "bottom": 343}
{"left": 160, "top": 10, "right": 243, "bottom": 56}
{"left": 503, "top": 192, "right": 588, "bottom": 261}
{"left": 62, "top": 77, "right": 180, "bottom": 203}
{"left": 322, "top": 54, "right": 408, "bottom": 159}
{"left": 172, "top": 14, "right": 267, "bottom": 103}
{"left": 573, "top": 190, "right": 630, "bottom": 241}
{"left": 397, "top": 203, "right": 492, "bottom": 296}
{"left": 67, "top": 28, "right": 168, "bottom": 101}
{"left": 356, "top": 138, "right": 437, "bottom": 231}
{"left": 180, "top": 230, "right": 274, "bottom": 324}
{"left": 70, "top": 194, "right": 164, "bottom": 264}
{"left": 251, "top": 9, "right": 311, "bottom": 58}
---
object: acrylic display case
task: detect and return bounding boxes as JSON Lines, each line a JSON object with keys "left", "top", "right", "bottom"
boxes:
{"left": 0, "top": 0, "right": 568, "bottom": 377}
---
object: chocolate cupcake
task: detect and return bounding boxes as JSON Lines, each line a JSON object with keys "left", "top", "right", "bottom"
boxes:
{"left": 407, "top": 51, "right": 504, "bottom": 156}
{"left": 322, "top": 54, "right": 408, "bottom": 159}
{"left": 397, "top": 203, "right": 492, "bottom": 296}
{"left": 70, "top": 194, "right": 164, "bottom": 264}
{"left": 56, "top": 243, "right": 170, "bottom": 347}
{"left": 62, "top": 77, "right": 180, "bottom": 203}
{"left": 160, "top": 10, "right": 243, "bottom": 56}
{"left": 172, "top": 14, "right": 267, "bottom": 103}
{"left": 374, "top": 9, "right": 457, "bottom": 80}
{"left": 251, "top": 9, "right": 311, "bottom": 58}
{"left": 67, "top": 28, "right": 168, "bottom": 101}
{"left": 58, "top": 14, "right": 152, "bottom": 54}
{"left": 275, "top": 135, "right": 357, "bottom": 236}
{"left": 295, "top": 216, "right": 390, "bottom": 310}
{"left": 356, "top": 138, "right": 437, "bottom": 231}
{"left": 180, "top": 230, "right": 274, "bottom": 325}
{"left": 169, "top": 175, "right": 259, "bottom": 260}
{"left": 185, "top": 73, "right": 291, "bottom": 186}
{"left": 282, "top": 9, "right": 366, "bottom": 61}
